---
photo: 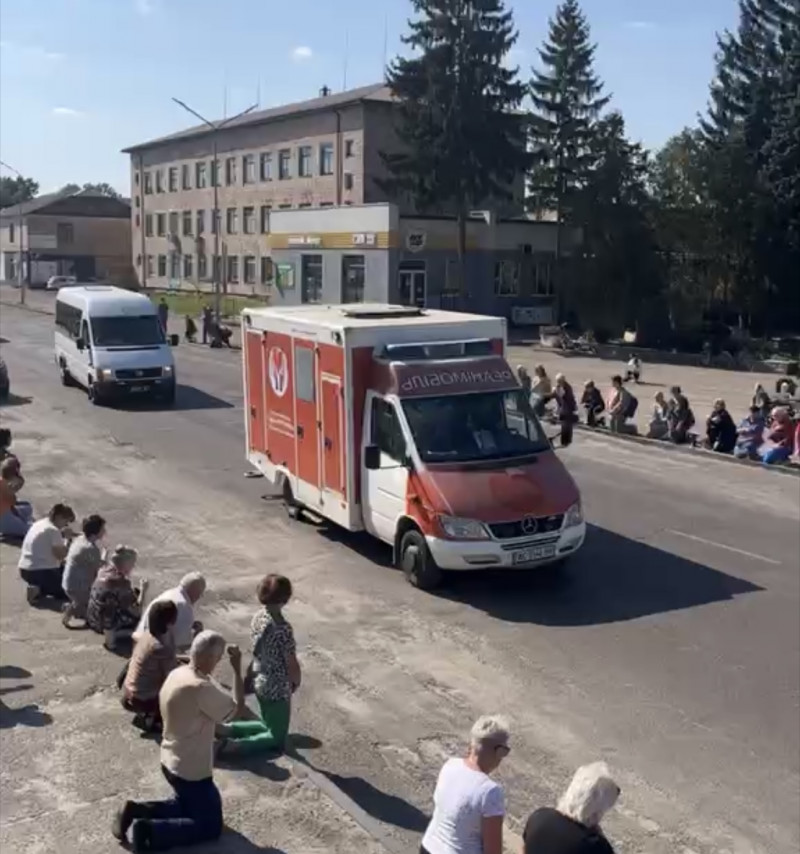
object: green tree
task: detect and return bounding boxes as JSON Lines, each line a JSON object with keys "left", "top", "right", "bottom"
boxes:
{"left": 59, "top": 182, "right": 122, "bottom": 198}
{"left": 527, "top": 0, "right": 609, "bottom": 218}
{"left": 0, "top": 175, "right": 39, "bottom": 208}
{"left": 381, "top": 0, "right": 530, "bottom": 296}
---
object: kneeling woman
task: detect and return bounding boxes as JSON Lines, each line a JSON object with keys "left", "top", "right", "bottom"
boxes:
{"left": 122, "top": 599, "right": 178, "bottom": 729}
{"left": 86, "top": 546, "right": 147, "bottom": 651}
{"left": 218, "top": 574, "right": 300, "bottom": 755}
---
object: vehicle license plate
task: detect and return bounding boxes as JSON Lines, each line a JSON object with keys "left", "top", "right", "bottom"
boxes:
{"left": 130, "top": 385, "right": 147, "bottom": 393}
{"left": 511, "top": 544, "right": 556, "bottom": 564}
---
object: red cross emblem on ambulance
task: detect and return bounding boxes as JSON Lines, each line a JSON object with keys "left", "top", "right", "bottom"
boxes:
{"left": 268, "top": 346, "right": 288, "bottom": 397}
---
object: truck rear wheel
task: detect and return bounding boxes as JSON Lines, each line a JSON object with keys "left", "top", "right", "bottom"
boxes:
{"left": 398, "top": 529, "right": 442, "bottom": 590}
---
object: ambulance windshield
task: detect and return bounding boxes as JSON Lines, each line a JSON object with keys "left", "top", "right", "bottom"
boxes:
{"left": 402, "top": 390, "right": 550, "bottom": 464}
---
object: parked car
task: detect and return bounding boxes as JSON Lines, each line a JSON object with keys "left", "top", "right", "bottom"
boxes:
{"left": 0, "top": 356, "right": 9, "bottom": 401}
{"left": 46, "top": 275, "right": 78, "bottom": 290}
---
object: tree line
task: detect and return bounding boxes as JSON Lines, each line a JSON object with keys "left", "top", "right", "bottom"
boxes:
{"left": 0, "top": 178, "right": 121, "bottom": 209}
{"left": 383, "top": 0, "right": 800, "bottom": 338}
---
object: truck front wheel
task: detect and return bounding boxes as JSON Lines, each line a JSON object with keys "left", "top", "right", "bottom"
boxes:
{"left": 398, "top": 529, "right": 442, "bottom": 590}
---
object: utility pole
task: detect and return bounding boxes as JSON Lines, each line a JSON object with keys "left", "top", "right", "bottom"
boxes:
{"left": 171, "top": 98, "right": 257, "bottom": 326}
{"left": 0, "top": 160, "right": 27, "bottom": 305}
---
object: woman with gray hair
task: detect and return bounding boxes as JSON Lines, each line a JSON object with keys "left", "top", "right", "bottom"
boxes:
{"left": 86, "top": 546, "right": 147, "bottom": 651}
{"left": 420, "top": 715, "right": 510, "bottom": 854}
{"left": 522, "top": 761, "right": 620, "bottom": 853}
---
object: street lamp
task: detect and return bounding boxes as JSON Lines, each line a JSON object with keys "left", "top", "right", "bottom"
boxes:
{"left": 0, "top": 159, "right": 27, "bottom": 305}
{"left": 171, "top": 98, "right": 257, "bottom": 326}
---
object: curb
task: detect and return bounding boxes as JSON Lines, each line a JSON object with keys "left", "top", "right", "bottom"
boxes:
{"left": 0, "top": 297, "right": 54, "bottom": 317}
{"left": 573, "top": 422, "right": 800, "bottom": 478}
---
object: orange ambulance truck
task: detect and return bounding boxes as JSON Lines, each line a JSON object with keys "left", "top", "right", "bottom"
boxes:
{"left": 242, "top": 303, "right": 585, "bottom": 589}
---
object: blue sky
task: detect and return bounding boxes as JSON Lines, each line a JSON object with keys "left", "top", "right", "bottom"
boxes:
{"left": 0, "top": 0, "right": 738, "bottom": 195}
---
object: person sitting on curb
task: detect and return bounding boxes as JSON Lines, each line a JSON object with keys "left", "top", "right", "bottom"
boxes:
{"left": 62, "top": 513, "right": 107, "bottom": 628}
{"left": 646, "top": 392, "right": 670, "bottom": 440}
{"left": 18, "top": 503, "right": 76, "bottom": 605}
{"left": 216, "top": 574, "right": 300, "bottom": 757}
{"left": 522, "top": 761, "right": 621, "bottom": 854}
{"left": 759, "top": 407, "right": 794, "bottom": 465}
{"left": 86, "top": 546, "right": 147, "bottom": 652}
{"left": 704, "top": 398, "right": 737, "bottom": 454}
{"left": 209, "top": 321, "right": 233, "bottom": 349}
{"left": 0, "top": 457, "right": 33, "bottom": 540}
{"left": 581, "top": 381, "right": 605, "bottom": 428}
{"left": 112, "top": 631, "right": 244, "bottom": 852}
{"left": 122, "top": 599, "right": 179, "bottom": 732}
{"left": 667, "top": 386, "right": 694, "bottom": 444}
{"left": 734, "top": 406, "right": 766, "bottom": 460}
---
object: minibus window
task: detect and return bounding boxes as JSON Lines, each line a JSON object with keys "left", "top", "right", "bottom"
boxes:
{"left": 90, "top": 315, "right": 165, "bottom": 348}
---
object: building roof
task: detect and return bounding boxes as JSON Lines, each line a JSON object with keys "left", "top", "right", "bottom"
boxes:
{"left": 0, "top": 191, "right": 67, "bottom": 220}
{"left": 122, "top": 83, "right": 395, "bottom": 154}
{"left": 0, "top": 191, "right": 131, "bottom": 221}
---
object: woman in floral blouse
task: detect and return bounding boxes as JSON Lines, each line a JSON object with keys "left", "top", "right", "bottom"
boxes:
{"left": 218, "top": 574, "right": 300, "bottom": 755}
{"left": 86, "top": 546, "right": 147, "bottom": 651}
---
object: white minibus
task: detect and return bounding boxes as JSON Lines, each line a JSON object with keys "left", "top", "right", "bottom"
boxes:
{"left": 54, "top": 286, "right": 178, "bottom": 405}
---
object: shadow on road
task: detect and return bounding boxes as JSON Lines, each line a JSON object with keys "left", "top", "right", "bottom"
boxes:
{"left": 0, "top": 393, "right": 33, "bottom": 408}
{"left": 0, "top": 699, "right": 53, "bottom": 728}
{"left": 433, "top": 524, "right": 764, "bottom": 626}
{"left": 194, "top": 829, "right": 287, "bottom": 853}
{"left": 0, "top": 665, "right": 31, "bottom": 679}
{"left": 111, "top": 385, "right": 234, "bottom": 412}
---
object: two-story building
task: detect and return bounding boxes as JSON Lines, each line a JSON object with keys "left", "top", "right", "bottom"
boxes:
{"left": 0, "top": 191, "right": 133, "bottom": 286}
{"left": 123, "top": 82, "right": 567, "bottom": 321}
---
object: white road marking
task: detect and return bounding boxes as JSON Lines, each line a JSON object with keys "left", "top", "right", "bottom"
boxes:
{"left": 666, "top": 529, "right": 781, "bottom": 565}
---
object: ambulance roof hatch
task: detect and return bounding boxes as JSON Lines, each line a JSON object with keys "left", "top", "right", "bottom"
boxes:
{"left": 340, "top": 305, "right": 425, "bottom": 320}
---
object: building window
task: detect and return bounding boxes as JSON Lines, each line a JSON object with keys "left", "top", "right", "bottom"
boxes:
{"left": 343, "top": 172, "right": 354, "bottom": 191}
{"left": 532, "top": 257, "right": 554, "bottom": 295}
{"left": 225, "top": 157, "right": 237, "bottom": 186}
{"left": 260, "top": 205, "right": 271, "bottom": 234}
{"left": 196, "top": 161, "right": 207, "bottom": 188}
{"left": 211, "top": 159, "right": 220, "bottom": 187}
{"left": 168, "top": 211, "right": 179, "bottom": 236}
{"left": 168, "top": 167, "right": 178, "bottom": 192}
{"left": 146, "top": 255, "right": 154, "bottom": 276}
{"left": 169, "top": 253, "right": 180, "bottom": 279}
{"left": 144, "top": 213, "right": 153, "bottom": 237}
{"left": 211, "top": 210, "right": 220, "bottom": 234}
{"left": 278, "top": 202, "right": 292, "bottom": 210}
{"left": 156, "top": 213, "right": 166, "bottom": 236}
{"left": 226, "top": 207, "right": 238, "bottom": 234}
{"left": 298, "top": 202, "right": 312, "bottom": 209}
{"left": 155, "top": 170, "right": 164, "bottom": 193}
{"left": 298, "top": 146, "right": 312, "bottom": 177}
{"left": 57, "top": 222, "right": 74, "bottom": 245}
{"left": 135, "top": 195, "right": 140, "bottom": 208}
{"left": 144, "top": 172, "right": 152, "bottom": 194}
{"left": 243, "top": 206, "right": 255, "bottom": 234}
{"left": 196, "top": 210, "right": 205, "bottom": 234}
{"left": 278, "top": 149, "right": 291, "bottom": 180}
{"left": 227, "top": 255, "right": 239, "bottom": 283}
{"left": 135, "top": 172, "right": 140, "bottom": 186}
{"left": 494, "top": 260, "right": 519, "bottom": 296}
{"left": 7, "top": 223, "right": 15, "bottom": 243}
{"left": 243, "top": 154, "right": 255, "bottom": 184}
{"left": 342, "top": 255, "right": 365, "bottom": 303}
{"left": 259, "top": 152, "right": 272, "bottom": 181}
{"left": 319, "top": 143, "right": 334, "bottom": 176}
{"left": 157, "top": 254, "right": 167, "bottom": 276}
{"left": 183, "top": 254, "right": 193, "bottom": 279}
{"left": 181, "top": 164, "right": 191, "bottom": 190}
{"left": 182, "top": 210, "right": 192, "bottom": 236}
{"left": 244, "top": 255, "right": 256, "bottom": 284}
{"left": 260, "top": 256, "right": 273, "bottom": 285}
{"left": 320, "top": 201, "right": 334, "bottom": 207}
{"left": 213, "top": 254, "right": 222, "bottom": 281}
{"left": 198, "top": 253, "right": 208, "bottom": 279}
{"left": 301, "top": 254, "right": 323, "bottom": 304}
{"left": 344, "top": 138, "right": 354, "bottom": 158}
{"left": 443, "top": 259, "right": 461, "bottom": 294}
{"left": 135, "top": 213, "right": 140, "bottom": 228}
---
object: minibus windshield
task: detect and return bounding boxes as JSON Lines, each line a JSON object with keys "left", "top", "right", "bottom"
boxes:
{"left": 402, "top": 390, "right": 551, "bottom": 463}
{"left": 91, "top": 315, "right": 165, "bottom": 348}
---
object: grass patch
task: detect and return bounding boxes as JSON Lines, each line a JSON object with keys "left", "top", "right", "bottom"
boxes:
{"left": 145, "top": 289, "right": 268, "bottom": 319}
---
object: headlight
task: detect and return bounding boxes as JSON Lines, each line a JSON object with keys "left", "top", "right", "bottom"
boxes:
{"left": 564, "top": 501, "right": 583, "bottom": 528}
{"left": 438, "top": 515, "right": 489, "bottom": 540}
{"left": 163, "top": 365, "right": 173, "bottom": 376}
{"left": 96, "top": 368, "right": 113, "bottom": 381}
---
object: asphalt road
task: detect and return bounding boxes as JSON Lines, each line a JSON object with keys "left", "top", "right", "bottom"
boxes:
{"left": 1, "top": 303, "right": 798, "bottom": 854}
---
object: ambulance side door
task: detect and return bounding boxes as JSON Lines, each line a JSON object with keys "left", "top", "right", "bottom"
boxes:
{"left": 361, "top": 393, "right": 408, "bottom": 544}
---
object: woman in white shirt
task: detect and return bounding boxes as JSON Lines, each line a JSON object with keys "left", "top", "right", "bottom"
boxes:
{"left": 18, "top": 503, "right": 76, "bottom": 605}
{"left": 421, "top": 715, "right": 510, "bottom": 854}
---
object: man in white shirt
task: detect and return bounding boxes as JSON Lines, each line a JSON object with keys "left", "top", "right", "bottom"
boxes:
{"left": 135, "top": 572, "right": 206, "bottom": 652}
{"left": 18, "top": 503, "right": 76, "bottom": 605}
{"left": 112, "top": 631, "right": 244, "bottom": 851}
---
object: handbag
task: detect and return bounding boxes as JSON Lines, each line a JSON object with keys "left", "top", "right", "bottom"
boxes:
{"left": 243, "top": 620, "right": 269, "bottom": 696}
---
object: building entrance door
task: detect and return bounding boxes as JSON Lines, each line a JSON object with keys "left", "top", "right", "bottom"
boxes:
{"left": 398, "top": 265, "right": 426, "bottom": 307}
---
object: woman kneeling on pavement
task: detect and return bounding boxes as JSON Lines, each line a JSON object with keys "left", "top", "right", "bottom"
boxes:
{"left": 122, "top": 599, "right": 179, "bottom": 731}
{"left": 217, "top": 573, "right": 300, "bottom": 756}
{"left": 421, "top": 715, "right": 510, "bottom": 854}
{"left": 522, "top": 761, "right": 620, "bottom": 854}
{"left": 18, "top": 503, "right": 76, "bottom": 605}
{"left": 86, "top": 545, "right": 147, "bottom": 651}
{"left": 62, "top": 513, "right": 106, "bottom": 627}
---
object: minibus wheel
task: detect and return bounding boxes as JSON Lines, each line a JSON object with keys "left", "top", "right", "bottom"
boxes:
{"left": 398, "top": 529, "right": 442, "bottom": 590}
{"left": 59, "top": 362, "right": 74, "bottom": 387}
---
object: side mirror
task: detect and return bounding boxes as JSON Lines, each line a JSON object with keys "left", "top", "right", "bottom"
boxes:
{"left": 170, "top": 333, "right": 179, "bottom": 347}
{"left": 76, "top": 337, "right": 85, "bottom": 351}
{"left": 364, "top": 445, "right": 381, "bottom": 470}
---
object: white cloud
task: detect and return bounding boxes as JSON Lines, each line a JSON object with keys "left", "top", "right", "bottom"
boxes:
{"left": 52, "top": 107, "right": 84, "bottom": 117}
{"left": 291, "top": 46, "right": 313, "bottom": 62}
{"left": 624, "top": 20, "right": 656, "bottom": 30}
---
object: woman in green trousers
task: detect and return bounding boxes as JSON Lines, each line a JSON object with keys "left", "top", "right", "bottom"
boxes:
{"left": 218, "top": 574, "right": 300, "bottom": 755}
